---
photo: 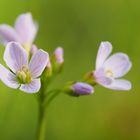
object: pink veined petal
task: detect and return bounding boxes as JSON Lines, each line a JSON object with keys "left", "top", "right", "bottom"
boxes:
{"left": 94, "top": 69, "right": 113, "bottom": 86}
{"left": 96, "top": 41, "right": 112, "bottom": 69}
{"left": 0, "top": 64, "right": 19, "bottom": 88}
{"left": 29, "top": 49, "right": 49, "bottom": 78}
{"left": 15, "top": 13, "right": 38, "bottom": 44}
{"left": 0, "top": 24, "right": 20, "bottom": 45}
{"left": 4, "top": 42, "right": 28, "bottom": 73}
{"left": 104, "top": 53, "right": 132, "bottom": 78}
{"left": 19, "top": 78, "right": 41, "bottom": 93}
{"left": 95, "top": 75, "right": 112, "bottom": 86}
{"left": 104, "top": 79, "right": 132, "bottom": 91}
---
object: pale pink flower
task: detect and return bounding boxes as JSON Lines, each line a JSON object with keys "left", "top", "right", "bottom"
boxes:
{"left": 0, "top": 42, "right": 49, "bottom": 93}
{"left": 94, "top": 41, "right": 132, "bottom": 90}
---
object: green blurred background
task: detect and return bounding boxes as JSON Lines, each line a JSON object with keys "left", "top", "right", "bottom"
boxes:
{"left": 0, "top": 0, "right": 139, "bottom": 140}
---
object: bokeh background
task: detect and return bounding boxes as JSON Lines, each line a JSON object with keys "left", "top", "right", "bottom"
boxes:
{"left": 0, "top": 0, "right": 139, "bottom": 140}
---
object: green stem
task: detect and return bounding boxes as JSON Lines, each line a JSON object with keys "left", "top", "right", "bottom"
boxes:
{"left": 37, "top": 80, "right": 47, "bottom": 140}
{"left": 37, "top": 102, "right": 46, "bottom": 140}
{"left": 36, "top": 78, "right": 62, "bottom": 140}
{"left": 45, "top": 90, "right": 61, "bottom": 108}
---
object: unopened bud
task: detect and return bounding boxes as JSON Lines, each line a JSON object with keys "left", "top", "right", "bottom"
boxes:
{"left": 54, "top": 47, "right": 64, "bottom": 64}
{"left": 71, "top": 82, "right": 94, "bottom": 96}
{"left": 51, "top": 47, "right": 64, "bottom": 74}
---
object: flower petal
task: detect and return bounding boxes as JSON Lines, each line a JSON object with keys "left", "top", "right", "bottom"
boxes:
{"left": 105, "top": 79, "right": 132, "bottom": 91}
{"left": 95, "top": 76, "right": 113, "bottom": 86}
{"left": 4, "top": 42, "right": 28, "bottom": 73}
{"left": 29, "top": 49, "right": 49, "bottom": 78}
{"left": 104, "top": 53, "right": 132, "bottom": 78}
{"left": 0, "top": 24, "right": 20, "bottom": 45}
{"left": 96, "top": 41, "right": 112, "bottom": 69}
{"left": 19, "top": 78, "right": 41, "bottom": 93}
{"left": 94, "top": 68, "right": 112, "bottom": 86}
{"left": 0, "top": 64, "right": 19, "bottom": 88}
{"left": 15, "top": 13, "right": 38, "bottom": 44}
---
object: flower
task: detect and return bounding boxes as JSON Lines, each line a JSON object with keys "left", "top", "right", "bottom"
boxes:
{"left": 94, "top": 41, "right": 132, "bottom": 90}
{"left": 0, "top": 42, "right": 49, "bottom": 93}
{"left": 0, "top": 13, "right": 38, "bottom": 51}
{"left": 71, "top": 82, "right": 94, "bottom": 96}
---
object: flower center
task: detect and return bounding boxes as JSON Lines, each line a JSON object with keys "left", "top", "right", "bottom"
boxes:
{"left": 23, "top": 43, "right": 31, "bottom": 53}
{"left": 16, "top": 65, "right": 31, "bottom": 84}
{"left": 105, "top": 69, "right": 114, "bottom": 77}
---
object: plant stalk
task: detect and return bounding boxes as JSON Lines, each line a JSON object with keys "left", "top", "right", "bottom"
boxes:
{"left": 37, "top": 101, "right": 46, "bottom": 140}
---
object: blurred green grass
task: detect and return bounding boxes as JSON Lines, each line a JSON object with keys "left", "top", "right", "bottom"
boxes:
{"left": 0, "top": 0, "right": 140, "bottom": 140}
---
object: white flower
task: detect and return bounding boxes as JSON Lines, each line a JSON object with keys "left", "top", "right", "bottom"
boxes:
{"left": 0, "top": 42, "right": 49, "bottom": 93}
{"left": 94, "top": 41, "right": 132, "bottom": 90}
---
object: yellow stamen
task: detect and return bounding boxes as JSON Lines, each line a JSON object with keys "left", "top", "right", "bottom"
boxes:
{"left": 16, "top": 65, "right": 31, "bottom": 84}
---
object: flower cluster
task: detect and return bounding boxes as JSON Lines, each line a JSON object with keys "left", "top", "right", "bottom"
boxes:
{"left": 0, "top": 13, "right": 132, "bottom": 95}
{"left": 70, "top": 42, "right": 132, "bottom": 96}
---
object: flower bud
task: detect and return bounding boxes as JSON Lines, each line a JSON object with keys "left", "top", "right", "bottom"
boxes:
{"left": 51, "top": 47, "right": 64, "bottom": 74}
{"left": 54, "top": 47, "right": 64, "bottom": 64}
{"left": 71, "top": 82, "right": 94, "bottom": 96}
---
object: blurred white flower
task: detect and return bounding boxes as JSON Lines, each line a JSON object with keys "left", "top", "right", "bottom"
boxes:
{"left": 0, "top": 13, "right": 38, "bottom": 51}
